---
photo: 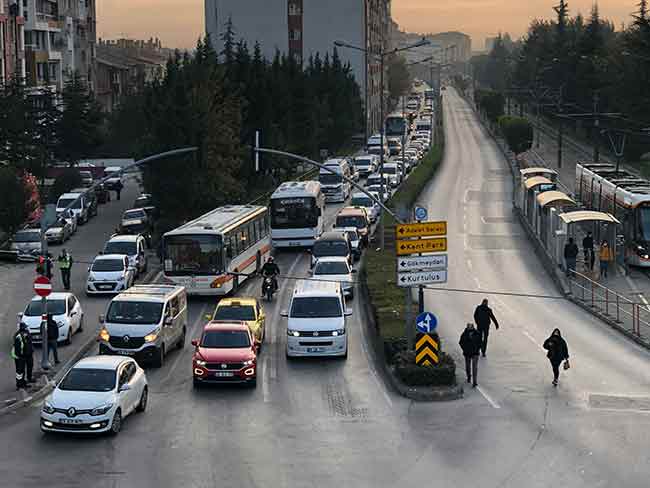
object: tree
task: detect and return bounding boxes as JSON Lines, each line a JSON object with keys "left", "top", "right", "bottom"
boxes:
{"left": 476, "top": 89, "right": 505, "bottom": 123}
{"left": 50, "top": 168, "right": 83, "bottom": 203}
{"left": 0, "top": 166, "right": 28, "bottom": 234}
{"left": 387, "top": 54, "right": 411, "bottom": 108}
{"left": 499, "top": 116, "right": 533, "bottom": 154}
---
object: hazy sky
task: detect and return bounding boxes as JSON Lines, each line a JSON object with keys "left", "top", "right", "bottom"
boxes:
{"left": 98, "top": 0, "right": 638, "bottom": 50}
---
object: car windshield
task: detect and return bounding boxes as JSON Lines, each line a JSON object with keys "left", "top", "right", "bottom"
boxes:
{"left": 104, "top": 241, "right": 137, "bottom": 256}
{"left": 336, "top": 215, "right": 365, "bottom": 228}
{"left": 58, "top": 197, "right": 81, "bottom": 210}
{"left": 384, "top": 166, "right": 398, "bottom": 175}
{"left": 345, "top": 230, "right": 359, "bottom": 242}
{"left": 351, "top": 196, "right": 374, "bottom": 207}
{"left": 201, "top": 330, "right": 251, "bottom": 348}
{"left": 313, "top": 240, "right": 349, "bottom": 257}
{"left": 13, "top": 232, "right": 40, "bottom": 243}
{"left": 124, "top": 210, "right": 146, "bottom": 220}
{"left": 290, "top": 297, "right": 342, "bottom": 318}
{"left": 319, "top": 173, "right": 342, "bottom": 185}
{"left": 213, "top": 304, "right": 256, "bottom": 321}
{"left": 106, "top": 301, "right": 164, "bottom": 325}
{"left": 80, "top": 171, "right": 92, "bottom": 179}
{"left": 314, "top": 261, "right": 350, "bottom": 275}
{"left": 135, "top": 197, "right": 151, "bottom": 207}
{"left": 92, "top": 259, "right": 125, "bottom": 272}
{"left": 59, "top": 368, "right": 116, "bottom": 392}
{"left": 25, "top": 299, "right": 66, "bottom": 316}
{"left": 354, "top": 158, "right": 372, "bottom": 167}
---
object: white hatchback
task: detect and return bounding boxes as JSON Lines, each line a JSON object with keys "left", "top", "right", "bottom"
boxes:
{"left": 41, "top": 356, "right": 148, "bottom": 435}
{"left": 18, "top": 293, "right": 84, "bottom": 345}
{"left": 311, "top": 256, "right": 356, "bottom": 298}
{"left": 86, "top": 254, "right": 135, "bottom": 295}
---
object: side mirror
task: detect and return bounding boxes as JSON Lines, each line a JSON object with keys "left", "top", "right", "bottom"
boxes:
{"left": 99, "top": 314, "right": 105, "bottom": 324}
{"left": 119, "top": 384, "right": 131, "bottom": 393}
{"left": 164, "top": 316, "right": 173, "bottom": 326}
{"left": 344, "top": 309, "right": 353, "bottom": 317}
{"left": 191, "top": 339, "right": 199, "bottom": 347}
{"left": 16, "top": 313, "right": 23, "bottom": 321}
{"left": 204, "top": 313, "right": 212, "bottom": 321}
{"left": 351, "top": 269, "right": 358, "bottom": 274}
{"left": 280, "top": 310, "right": 289, "bottom": 318}
{"left": 87, "top": 266, "right": 90, "bottom": 272}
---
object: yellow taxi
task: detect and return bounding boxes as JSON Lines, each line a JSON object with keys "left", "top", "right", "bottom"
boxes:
{"left": 212, "top": 298, "right": 266, "bottom": 346}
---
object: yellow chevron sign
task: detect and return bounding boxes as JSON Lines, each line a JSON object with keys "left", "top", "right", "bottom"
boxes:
{"left": 415, "top": 334, "right": 439, "bottom": 366}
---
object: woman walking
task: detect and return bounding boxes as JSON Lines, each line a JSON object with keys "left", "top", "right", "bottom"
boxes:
{"left": 599, "top": 240, "right": 613, "bottom": 279}
{"left": 543, "top": 329, "right": 569, "bottom": 387}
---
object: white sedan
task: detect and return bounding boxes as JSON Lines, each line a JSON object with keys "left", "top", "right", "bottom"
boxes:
{"left": 41, "top": 356, "right": 148, "bottom": 435}
{"left": 312, "top": 256, "right": 356, "bottom": 298}
{"left": 86, "top": 254, "right": 136, "bottom": 295}
{"left": 18, "top": 293, "right": 84, "bottom": 345}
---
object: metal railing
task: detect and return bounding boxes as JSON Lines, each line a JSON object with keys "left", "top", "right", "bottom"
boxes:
{"left": 568, "top": 270, "right": 650, "bottom": 342}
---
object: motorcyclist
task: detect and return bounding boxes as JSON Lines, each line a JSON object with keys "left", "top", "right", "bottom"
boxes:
{"left": 260, "top": 256, "right": 280, "bottom": 296}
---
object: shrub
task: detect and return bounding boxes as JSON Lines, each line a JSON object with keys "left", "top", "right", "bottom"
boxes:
{"left": 498, "top": 116, "right": 533, "bottom": 155}
{"left": 394, "top": 350, "right": 456, "bottom": 386}
{"left": 50, "top": 168, "right": 82, "bottom": 202}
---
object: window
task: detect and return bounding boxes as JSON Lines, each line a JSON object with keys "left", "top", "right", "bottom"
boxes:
{"left": 67, "top": 296, "right": 76, "bottom": 311}
{"left": 170, "top": 296, "right": 179, "bottom": 318}
{"left": 251, "top": 221, "right": 258, "bottom": 244}
{"left": 288, "top": 3, "right": 302, "bottom": 15}
{"left": 289, "top": 29, "right": 302, "bottom": 41}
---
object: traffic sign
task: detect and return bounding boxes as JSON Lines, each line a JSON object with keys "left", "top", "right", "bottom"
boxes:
{"left": 396, "top": 221, "right": 447, "bottom": 239}
{"left": 34, "top": 276, "right": 52, "bottom": 297}
{"left": 415, "top": 334, "right": 439, "bottom": 366}
{"left": 397, "top": 254, "right": 448, "bottom": 272}
{"left": 414, "top": 206, "right": 428, "bottom": 221}
{"left": 416, "top": 312, "right": 437, "bottom": 333}
{"left": 396, "top": 237, "right": 447, "bottom": 255}
{"left": 397, "top": 270, "right": 448, "bottom": 287}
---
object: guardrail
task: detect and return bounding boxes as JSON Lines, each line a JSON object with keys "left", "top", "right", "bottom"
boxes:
{"left": 568, "top": 270, "right": 650, "bottom": 342}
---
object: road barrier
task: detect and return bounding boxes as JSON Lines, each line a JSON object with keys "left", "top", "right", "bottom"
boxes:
{"left": 568, "top": 270, "right": 650, "bottom": 343}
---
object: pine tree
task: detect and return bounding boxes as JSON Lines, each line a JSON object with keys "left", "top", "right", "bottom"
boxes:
{"left": 221, "top": 16, "right": 236, "bottom": 66}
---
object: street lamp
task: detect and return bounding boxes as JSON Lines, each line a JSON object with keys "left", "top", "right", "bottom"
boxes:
{"left": 334, "top": 38, "right": 430, "bottom": 249}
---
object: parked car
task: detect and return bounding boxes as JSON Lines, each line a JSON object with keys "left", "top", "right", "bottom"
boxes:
{"left": 104, "top": 167, "right": 123, "bottom": 190}
{"left": 44, "top": 218, "right": 72, "bottom": 244}
{"left": 18, "top": 293, "right": 84, "bottom": 345}
{"left": 70, "top": 188, "right": 98, "bottom": 219}
{"left": 78, "top": 171, "right": 94, "bottom": 188}
{"left": 10, "top": 229, "right": 42, "bottom": 261}
{"left": 58, "top": 209, "right": 78, "bottom": 234}
{"left": 95, "top": 183, "right": 111, "bottom": 204}
{"left": 40, "top": 356, "right": 148, "bottom": 435}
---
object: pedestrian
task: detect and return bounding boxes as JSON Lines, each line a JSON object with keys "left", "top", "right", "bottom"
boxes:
{"left": 46, "top": 313, "right": 60, "bottom": 365}
{"left": 564, "top": 237, "right": 579, "bottom": 277}
{"left": 58, "top": 248, "right": 73, "bottom": 291}
{"left": 543, "top": 328, "right": 570, "bottom": 387}
{"left": 599, "top": 240, "right": 613, "bottom": 279}
{"left": 12, "top": 323, "right": 34, "bottom": 390}
{"left": 473, "top": 298, "right": 500, "bottom": 357}
{"left": 157, "top": 238, "right": 164, "bottom": 264}
{"left": 44, "top": 253, "right": 54, "bottom": 281}
{"left": 459, "top": 322, "right": 482, "bottom": 387}
{"left": 115, "top": 179, "right": 123, "bottom": 200}
{"left": 582, "top": 231, "right": 595, "bottom": 271}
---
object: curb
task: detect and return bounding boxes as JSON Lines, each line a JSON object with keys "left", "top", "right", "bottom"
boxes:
{"left": 386, "top": 365, "right": 464, "bottom": 402}
{"left": 0, "top": 263, "right": 162, "bottom": 418}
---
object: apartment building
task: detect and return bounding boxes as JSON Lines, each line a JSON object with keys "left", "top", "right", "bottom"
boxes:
{"left": 0, "top": 0, "right": 26, "bottom": 84}
{"left": 22, "top": 0, "right": 96, "bottom": 90}
{"left": 205, "top": 0, "right": 391, "bottom": 136}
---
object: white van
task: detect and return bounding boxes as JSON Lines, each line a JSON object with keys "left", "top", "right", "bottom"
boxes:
{"left": 366, "top": 134, "right": 389, "bottom": 159}
{"left": 98, "top": 285, "right": 188, "bottom": 368}
{"left": 56, "top": 192, "right": 88, "bottom": 224}
{"left": 319, "top": 158, "right": 352, "bottom": 203}
{"left": 282, "top": 280, "right": 351, "bottom": 359}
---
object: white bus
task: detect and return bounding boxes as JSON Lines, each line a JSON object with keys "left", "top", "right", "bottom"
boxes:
{"left": 270, "top": 181, "right": 325, "bottom": 248}
{"left": 162, "top": 205, "right": 271, "bottom": 296}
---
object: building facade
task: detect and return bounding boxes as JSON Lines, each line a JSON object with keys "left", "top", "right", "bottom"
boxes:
{"left": 0, "top": 0, "right": 26, "bottom": 84}
{"left": 205, "top": 0, "right": 391, "bottom": 137}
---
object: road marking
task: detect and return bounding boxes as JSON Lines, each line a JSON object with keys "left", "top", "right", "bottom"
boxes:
{"left": 466, "top": 259, "right": 473, "bottom": 272}
{"left": 477, "top": 385, "right": 501, "bottom": 409}
{"left": 474, "top": 277, "right": 481, "bottom": 288}
{"left": 522, "top": 330, "right": 541, "bottom": 349}
{"left": 161, "top": 303, "right": 207, "bottom": 386}
{"left": 262, "top": 355, "right": 271, "bottom": 403}
{"left": 625, "top": 275, "right": 650, "bottom": 312}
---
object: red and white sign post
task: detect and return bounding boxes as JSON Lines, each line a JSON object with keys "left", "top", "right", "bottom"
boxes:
{"left": 33, "top": 275, "right": 52, "bottom": 370}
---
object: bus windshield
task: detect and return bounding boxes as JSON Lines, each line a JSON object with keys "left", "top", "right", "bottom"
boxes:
{"left": 271, "top": 197, "right": 319, "bottom": 229}
{"left": 638, "top": 207, "right": 650, "bottom": 241}
{"left": 385, "top": 117, "right": 407, "bottom": 137}
{"left": 319, "top": 173, "right": 342, "bottom": 185}
{"left": 164, "top": 234, "right": 223, "bottom": 276}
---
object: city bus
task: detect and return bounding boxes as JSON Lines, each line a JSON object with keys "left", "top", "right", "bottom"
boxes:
{"left": 270, "top": 181, "right": 325, "bottom": 248}
{"left": 162, "top": 205, "right": 271, "bottom": 296}
{"left": 385, "top": 112, "right": 408, "bottom": 139}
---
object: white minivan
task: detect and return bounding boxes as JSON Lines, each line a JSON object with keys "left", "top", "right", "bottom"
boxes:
{"left": 319, "top": 158, "right": 352, "bottom": 203}
{"left": 282, "top": 280, "right": 351, "bottom": 359}
{"left": 56, "top": 192, "right": 88, "bottom": 225}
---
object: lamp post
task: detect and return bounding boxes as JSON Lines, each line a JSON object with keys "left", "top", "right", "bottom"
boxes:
{"left": 334, "top": 38, "right": 430, "bottom": 249}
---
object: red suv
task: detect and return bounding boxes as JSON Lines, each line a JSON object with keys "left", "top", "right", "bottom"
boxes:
{"left": 192, "top": 322, "right": 258, "bottom": 387}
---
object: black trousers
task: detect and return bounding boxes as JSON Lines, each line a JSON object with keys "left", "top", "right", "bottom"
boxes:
{"left": 550, "top": 359, "right": 562, "bottom": 381}
{"left": 61, "top": 268, "right": 71, "bottom": 290}
{"left": 464, "top": 355, "right": 479, "bottom": 384}
{"left": 478, "top": 327, "right": 490, "bottom": 355}
{"left": 48, "top": 340, "right": 59, "bottom": 363}
{"left": 15, "top": 356, "right": 33, "bottom": 388}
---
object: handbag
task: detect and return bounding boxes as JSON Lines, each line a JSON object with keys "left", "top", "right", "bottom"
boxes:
{"left": 563, "top": 359, "right": 571, "bottom": 370}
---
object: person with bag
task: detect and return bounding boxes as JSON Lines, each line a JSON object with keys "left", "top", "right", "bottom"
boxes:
{"left": 599, "top": 240, "right": 613, "bottom": 279}
{"left": 543, "top": 328, "right": 570, "bottom": 387}
{"left": 459, "top": 323, "right": 482, "bottom": 387}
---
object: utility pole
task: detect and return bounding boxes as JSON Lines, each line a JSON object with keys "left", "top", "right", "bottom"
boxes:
{"left": 593, "top": 91, "right": 600, "bottom": 163}
{"left": 556, "top": 85, "right": 564, "bottom": 169}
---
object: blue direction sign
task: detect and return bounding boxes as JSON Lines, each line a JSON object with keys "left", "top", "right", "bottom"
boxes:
{"left": 414, "top": 206, "right": 428, "bottom": 222}
{"left": 416, "top": 312, "right": 437, "bottom": 333}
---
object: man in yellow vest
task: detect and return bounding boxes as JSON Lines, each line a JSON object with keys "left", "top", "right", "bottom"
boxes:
{"left": 12, "top": 323, "right": 34, "bottom": 390}
{"left": 58, "top": 249, "right": 73, "bottom": 291}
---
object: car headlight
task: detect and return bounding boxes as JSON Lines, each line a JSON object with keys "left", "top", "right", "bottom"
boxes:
{"left": 287, "top": 329, "right": 300, "bottom": 337}
{"left": 243, "top": 359, "right": 255, "bottom": 366}
{"left": 195, "top": 359, "right": 207, "bottom": 367}
{"left": 90, "top": 403, "right": 113, "bottom": 416}
{"left": 144, "top": 330, "right": 159, "bottom": 342}
{"left": 57, "top": 321, "right": 64, "bottom": 328}
{"left": 332, "top": 329, "right": 346, "bottom": 337}
{"left": 87, "top": 275, "right": 95, "bottom": 282}
{"left": 42, "top": 402, "right": 55, "bottom": 414}
{"left": 99, "top": 328, "right": 110, "bottom": 342}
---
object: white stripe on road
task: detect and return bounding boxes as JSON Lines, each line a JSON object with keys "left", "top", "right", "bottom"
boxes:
{"left": 262, "top": 355, "right": 271, "bottom": 403}
{"left": 477, "top": 385, "right": 501, "bottom": 409}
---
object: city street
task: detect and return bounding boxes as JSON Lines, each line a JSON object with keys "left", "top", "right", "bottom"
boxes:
{"left": 1, "top": 89, "right": 649, "bottom": 488}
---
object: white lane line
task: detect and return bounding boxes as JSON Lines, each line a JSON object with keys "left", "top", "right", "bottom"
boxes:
{"left": 477, "top": 385, "right": 501, "bottom": 409}
{"left": 474, "top": 277, "right": 481, "bottom": 288}
{"left": 262, "top": 355, "right": 271, "bottom": 403}
{"left": 466, "top": 259, "right": 473, "bottom": 272}
{"left": 522, "top": 330, "right": 541, "bottom": 348}
{"left": 161, "top": 303, "right": 207, "bottom": 385}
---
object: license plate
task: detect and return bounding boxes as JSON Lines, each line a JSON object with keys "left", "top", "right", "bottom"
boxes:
{"left": 214, "top": 371, "right": 234, "bottom": 377}
{"left": 307, "top": 347, "right": 324, "bottom": 353}
{"left": 288, "top": 241, "right": 301, "bottom": 247}
{"left": 59, "top": 418, "right": 83, "bottom": 424}
{"left": 116, "top": 350, "right": 132, "bottom": 356}
{"left": 32, "top": 334, "right": 41, "bottom": 341}
{"left": 98, "top": 285, "right": 112, "bottom": 290}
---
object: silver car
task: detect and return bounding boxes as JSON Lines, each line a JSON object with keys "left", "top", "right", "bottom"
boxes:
{"left": 10, "top": 229, "right": 43, "bottom": 261}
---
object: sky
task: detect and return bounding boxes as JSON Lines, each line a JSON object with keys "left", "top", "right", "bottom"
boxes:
{"left": 98, "top": 0, "right": 639, "bottom": 50}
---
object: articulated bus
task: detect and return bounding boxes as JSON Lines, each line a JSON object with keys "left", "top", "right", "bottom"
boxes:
{"left": 162, "top": 205, "right": 271, "bottom": 295}
{"left": 576, "top": 162, "right": 650, "bottom": 267}
{"left": 270, "top": 181, "right": 325, "bottom": 248}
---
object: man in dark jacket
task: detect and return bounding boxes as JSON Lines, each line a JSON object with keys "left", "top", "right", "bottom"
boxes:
{"left": 46, "top": 314, "right": 60, "bottom": 365}
{"left": 115, "top": 179, "right": 124, "bottom": 200}
{"left": 474, "top": 298, "right": 499, "bottom": 357}
{"left": 582, "top": 232, "right": 595, "bottom": 271}
{"left": 564, "top": 237, "right": 579, "bottom": 276}
{"left": 12, "top": 323, "right": 34, "bottom": 389}
{"left": 543, "top": 328, "right": 570, "bottom": 387}
{"left": 459, "top": 323, "right": 482, "bottom": 387}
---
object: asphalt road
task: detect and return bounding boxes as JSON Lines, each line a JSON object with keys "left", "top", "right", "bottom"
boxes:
{"left": 1, "top": 91, "right": 649, "bottom": 487}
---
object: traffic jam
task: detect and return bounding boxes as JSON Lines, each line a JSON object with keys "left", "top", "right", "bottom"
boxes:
{"left": 15, "top": 85, "right": 436, "bottom": 436}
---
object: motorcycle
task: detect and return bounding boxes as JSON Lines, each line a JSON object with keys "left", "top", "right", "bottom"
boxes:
{"left": 262, "top": 276, "right": 276, "bottom": 302}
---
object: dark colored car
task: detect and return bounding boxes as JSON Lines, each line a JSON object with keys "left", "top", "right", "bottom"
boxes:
{"left": 95, "top": 183, "right": 111, "bottom": 204}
